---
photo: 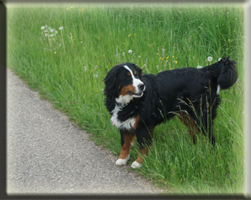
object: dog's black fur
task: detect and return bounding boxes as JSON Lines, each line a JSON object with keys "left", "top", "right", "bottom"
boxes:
{"left": 104, "top": 57, "right": 238, "bottom": 161}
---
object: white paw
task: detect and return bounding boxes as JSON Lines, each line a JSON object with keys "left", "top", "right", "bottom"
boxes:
{"left": 131, "top": 161, "right": 142, "bottom": 168}
{"left": 115, "top": 155, "right": 130, "bottom": 166}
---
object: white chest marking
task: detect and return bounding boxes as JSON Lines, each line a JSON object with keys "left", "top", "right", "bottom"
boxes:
{"left": 110, "top": 104, "right": 135, "bottom": 130}
{"left": 115, "top": 94, "right": 133, "bottom": 106}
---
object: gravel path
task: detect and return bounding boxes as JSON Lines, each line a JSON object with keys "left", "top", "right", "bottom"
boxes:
{"left": 7, "top": 69, "right": 163, "bottom": 195}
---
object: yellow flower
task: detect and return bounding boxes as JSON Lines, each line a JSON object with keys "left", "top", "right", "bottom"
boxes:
{"left": 166, "top": 56, "right": 169, "bottom": 60}
{"left": 106, "top": 66, "right": 108, "bottom": 68}
{"left": 82, "top": 7, "right": 84, "bottom": 10}
{"left": 157, "top": 53, "right": 159, "bottom": 55}
{"left": 67, "top": 8, "right": 69, "bottom": 10}
{"left": 172, "top": 56, "right": 174, "bottom": 58}
{"left": 54, "top": 22, "right": 56, "bottom": 24}
{"left": 134, "top": 33, "right": 136, "bottom": 35}
{"left": 54, "top": 52, "right": 56, "bottom": 54}
{"left": 128, "top": 34, "right": 131, "bottom": 37}
{"left": 71, "top": 6, "right": 73, "bottom": 8}
{"left": 73, "top": 39, "right": 75, "bottom": 41}
{"left": 159, "top": 57, "right": 162, "bottom": 59}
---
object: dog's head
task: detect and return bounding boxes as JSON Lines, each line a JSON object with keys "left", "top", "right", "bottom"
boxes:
{"left": 104, "top": 63, "right": 145, "bottom": 105}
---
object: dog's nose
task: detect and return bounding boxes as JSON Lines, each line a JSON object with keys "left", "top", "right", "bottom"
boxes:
{"left": 138, "top": 84, "right": 145, "bottom": 91}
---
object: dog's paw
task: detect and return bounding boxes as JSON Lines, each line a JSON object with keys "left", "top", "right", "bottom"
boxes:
{"left": 131, "top": 161, "right": 142, "bottom": 168}
{"left": 115, "top": 155, "right": 130, "bottom": 166}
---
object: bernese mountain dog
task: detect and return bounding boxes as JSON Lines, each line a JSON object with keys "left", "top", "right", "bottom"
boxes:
{"left": 104, "top": 57, "right": 238, "bottom": 168}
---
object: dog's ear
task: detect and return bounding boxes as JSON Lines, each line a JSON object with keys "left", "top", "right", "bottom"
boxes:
{"left": 103, "top": 66, "right": 120, "bottom": 92}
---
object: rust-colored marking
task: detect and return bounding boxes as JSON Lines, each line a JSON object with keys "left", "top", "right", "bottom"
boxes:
{"left": 118, "top": 132, "right": 135, "bottom": 159}
{"left": 134, "top": 115, "right": 140, "bottom": 130}
{"left": 134, "top": 71, "right": 137, "bottom": 75}
{"left": 177, "top": 111, "right": 200, "bottom": 143}
{"left": 119, "top": 84, "right": 136, "bottom": 96}
{"left": 127, "top": 72, "right": 131, "bottom": 76}
{"left": 135, "top": 147, "right": 148, "bottom": 164}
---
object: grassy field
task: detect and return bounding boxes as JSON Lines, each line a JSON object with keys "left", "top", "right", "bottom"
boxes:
{"left": 7, "top": 3, "right": 245, "bottom": 194}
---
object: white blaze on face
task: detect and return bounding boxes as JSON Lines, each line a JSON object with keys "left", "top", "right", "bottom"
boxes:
{"left": 123, "top": 65, "right": 144, "bottom": 97}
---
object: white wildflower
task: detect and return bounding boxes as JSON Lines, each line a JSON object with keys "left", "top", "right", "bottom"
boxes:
{"left": 84, "top": 66, "right": 87, "bottom": 71}
{"left": 44, "top": 30, "right": 48, "bottom": 33}
{"left": 55, "top": 30, "right": 58, "bottom": 34}
{"left": 45, "top": 25, "right": 47, "bottom": 27}
{"left": 41, "top": 26, "right": 45, "bottom": 30}
{"left": 197, "top": 65, "right": 202, "bottom": 69}
{"left": 50, "top": 34, "right": 54, "bottom": 37}
{"left": 227, "top": 12, "right": 229, "bottom": 14}
{"left": 122, "top": 52, "right": 125, "bottom": 56}
{"left": 94, "top": 74, "right": 98, "bottom": 78}
{"left": 138, "top": 55, "right": 141, "bottom": 58}
{"left": 50, "top": 29, "right": 54, "bottom": 33}
{"left": 45, "top": 34, "right": 48, "bottom": 37}
{"left": 59, "top": 26, "right": 63, "bottom": 30}
{"left": 207, "top": 56, "right": 213, "bottom": 62}
{"left": 48, "top": 27, "right": 51, "bottom": 30}
{"left": 218, "top": 58, "right": 221, "bottom": 61}
{"left": 128, "top": 50, "right": 132, "bottom": 54}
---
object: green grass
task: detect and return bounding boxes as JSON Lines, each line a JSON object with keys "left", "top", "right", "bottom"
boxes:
{"left": 7, "top": 3, "right": 244, "bottom": 194}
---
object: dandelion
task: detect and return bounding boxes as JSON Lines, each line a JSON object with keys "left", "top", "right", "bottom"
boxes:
{"left": 55, "top": 30, "right": 58, "bottom": 34}
{"left": 172, "top": 56, "right": 174, "bottom": 58}
{"left": 197, "top": 65, "right": 202, "bottom": 69}
{"left": 128, "top": 50, "right": 132, "bottom": 54}
{"left": 128, "top": 34, "right": 131, "bottom": 37}
{"left": 134, "top": 33, "right": 136, "bottom": 36}
{"left": 48, "top": 27, "right": 51, "bottom": 30}
{"left": 45, "top": 33, "right": 48, "bottom": 37}
{"left": 44, "top": 30, "right": 48, "bottom": 33}
{"left": 159, "top": 57, "right": 162, "bottom": 60}
{"left": 84, "top": 66, "right": 87, "bottom": 71}
{"left": 106, "top": 66, "right": 108, "bottom": 68}
{"left": 207, "top": 56, "right": 213, "bottom": 62}
{"left": 157, "top": 53, "right": 159, "bottom": 55}
{"left": 71, "top": 6, "right": 73, "bottom": 8}
{"left": 67, "top": 8, "right": 69, "bottom": 10}
{"left": 41, "top": 26, "right": 45, "bottom": 30}
{"left": 59, "top": 26, "right": 63, "bottom": 30}
{"left": 50, "top": 29, "right": 54, "bottom": 32}
{"left": 138, "top": 55, "right": 141, "bottom": 58}
{"left": 175, "top": 61, "right": 178, "bottom": 64}
{"left": 54, "top": 52, "right": 56, "bottom": 54}
{"left": 166, "top": 56, "right": 169, "bottom": 60}
{"left": 50, "top": 34, "right": 54, "bottom": 37}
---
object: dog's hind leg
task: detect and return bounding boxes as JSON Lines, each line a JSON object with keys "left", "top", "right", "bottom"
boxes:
{"left": 116, "top": 131, "right": 135, "bottom": 166}
{"left": 177, "top": 111, "right": 200, "bottom": 144}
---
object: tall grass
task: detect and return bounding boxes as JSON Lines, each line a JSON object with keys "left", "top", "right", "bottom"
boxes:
{"left": 7, "top": 3, "right": 244, "bottom": 194}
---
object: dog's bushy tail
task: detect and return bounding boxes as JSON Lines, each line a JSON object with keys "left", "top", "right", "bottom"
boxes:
{"left": 203, "top": 57, "right": 238, "bottom": 92}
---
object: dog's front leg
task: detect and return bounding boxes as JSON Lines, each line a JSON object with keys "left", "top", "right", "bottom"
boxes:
{"left": 116, "top": 130, "right": 135, "bottom": 166}
{"left": 131, "top": 126, "right": 154, "bottom": 168}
